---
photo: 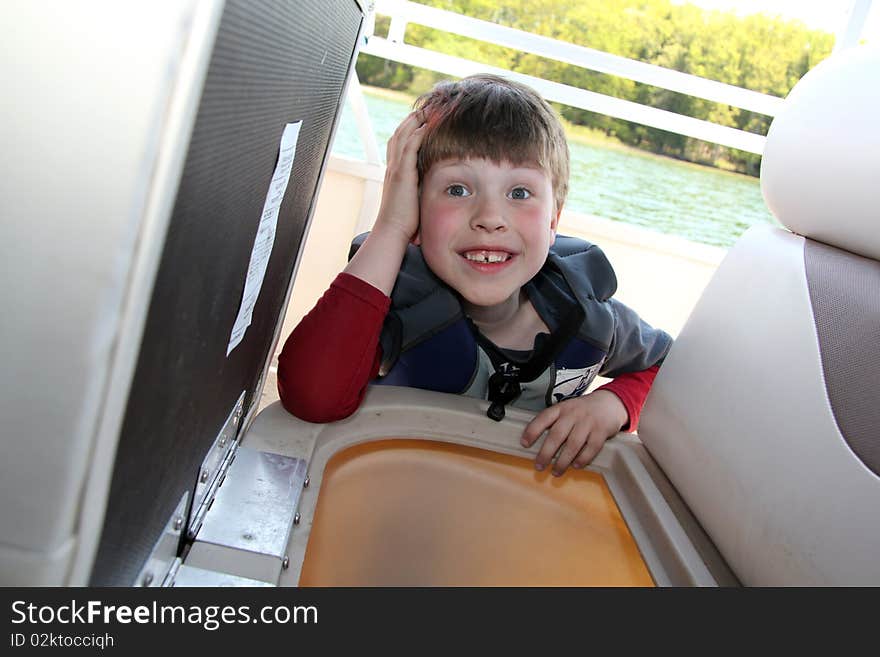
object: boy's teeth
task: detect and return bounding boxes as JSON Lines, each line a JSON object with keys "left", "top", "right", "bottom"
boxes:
{"left": 464, "top": 251, "right": 509, "bottom": 263}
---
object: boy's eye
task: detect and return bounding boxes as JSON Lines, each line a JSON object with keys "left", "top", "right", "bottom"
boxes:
{"left": 446, "top": 184, "right": 470, "bottom": 197}
{"left": 509, "top": 187, "right": 531, "bottom": 200}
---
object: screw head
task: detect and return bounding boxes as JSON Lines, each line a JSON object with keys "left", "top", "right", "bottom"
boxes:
{"left": 282, "top": 556, "right": 290, "bottom": 570}
{"left": 303, "top": 477, "right": 310, "bottom": 488}
{"left": 200, "top": 470, "right": 209, "bottom": 483}
{"left": 173, "top": 516, "right": 183, "bottom": 531}
{"left": 142, "top": 573, "right": 154, "bottom": 586}
{"left": 294, "top": 512, "right": 301, "bottom": 525}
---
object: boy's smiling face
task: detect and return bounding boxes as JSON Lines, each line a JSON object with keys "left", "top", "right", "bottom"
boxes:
{"left": 417, "top": 157, "right": 560, "bottom": 310}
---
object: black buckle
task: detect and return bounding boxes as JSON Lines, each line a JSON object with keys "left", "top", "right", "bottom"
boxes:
{"left": 486, "top": 370, "right": 521, "bottom": 422}
{"left": 476, "top": 297, "right": 585, "bottom": 423}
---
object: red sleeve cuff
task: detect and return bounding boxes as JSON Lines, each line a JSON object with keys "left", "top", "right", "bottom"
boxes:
{"left": 596, "top": 364, "right": 660, "bottom": 433}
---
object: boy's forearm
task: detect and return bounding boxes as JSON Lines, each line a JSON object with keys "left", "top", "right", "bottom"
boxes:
{"left": 278, "top": 216, "right": 412, "bottom": 422}
{"left": 342, "top": 223, "right": 412, "bottom": 295}
{"left": 277, "top": 273, "right": 389, "bottom": 422}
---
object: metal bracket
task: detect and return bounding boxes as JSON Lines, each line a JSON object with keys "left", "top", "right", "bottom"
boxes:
{"left": 187, "top": 391, "right": 246, "bottom": 539}
{"left": 135, "top": 491, "right": 189, "bottom": 587}
{"left": 172, "top": 564, "right": 275, "bottom": 587}
{"left": 183, "top": 448, "right": 307, "bottom": 583}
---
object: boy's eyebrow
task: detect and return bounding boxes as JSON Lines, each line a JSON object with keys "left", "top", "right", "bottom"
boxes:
{"left": 506, "top": 164, "right": 547, "bottom": 174}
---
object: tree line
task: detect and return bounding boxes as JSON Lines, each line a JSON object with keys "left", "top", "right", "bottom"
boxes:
{"left": 356, "top": 0, "right": 834, "bottom": 176}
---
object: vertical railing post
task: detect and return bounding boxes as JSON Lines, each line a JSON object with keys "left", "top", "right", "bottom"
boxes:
{"left": 347, "top": 72, "right": 382, "bottom": 166}
{"left": 346, "top": 72, "right": 385, "bottom": 234}
{"left": 835, "top": 0, "right": 873, "bottom": 51}
{"left": 386, "top": 0, "right": 408, "bottom": 44}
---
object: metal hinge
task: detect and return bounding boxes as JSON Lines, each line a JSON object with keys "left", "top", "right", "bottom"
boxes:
{"left": 187, "top": 391, "right": 246, "bottom": 540}
{"left": 136, "top": 491, "right": 189, "bottom": 587}
{"left": 135, "top": 391, "right": 248, "bottom": 586}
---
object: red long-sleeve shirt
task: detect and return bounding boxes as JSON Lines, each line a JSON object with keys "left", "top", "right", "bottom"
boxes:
{"left": 278, "top": 273, "right": 658, "bottom": 429}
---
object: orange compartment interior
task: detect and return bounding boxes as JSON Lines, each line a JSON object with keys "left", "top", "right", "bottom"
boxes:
{"left": 299, "top": 439, "right": 653, "bottom": 586}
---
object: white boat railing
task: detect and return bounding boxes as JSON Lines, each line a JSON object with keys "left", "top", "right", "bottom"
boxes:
{"left": 366, "top": 0, "right": 778, "bottom": 154}
{"left": 837, "top": 0, "right": 875, "bottom": 52}
{"left": 352, "top": 0, "right": 873, "bottom": 158}
{"left": 362, "top": 36, "right": 767, "bottom": 153}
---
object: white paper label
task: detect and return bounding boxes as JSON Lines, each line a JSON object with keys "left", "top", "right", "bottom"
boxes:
{"left": 227, "top": 121, "right": 302, "bottom": 355}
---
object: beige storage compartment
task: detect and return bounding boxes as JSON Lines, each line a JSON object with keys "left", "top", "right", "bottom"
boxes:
{"left": 299, "top": 439, "right": 653, "bottom": 586}
{"left": 240, "top": 386, "right": 736, "bottom": 587}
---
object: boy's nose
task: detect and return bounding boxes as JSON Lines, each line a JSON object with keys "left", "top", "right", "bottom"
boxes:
{"left": 470, "top": 198, "right": 507, "bottom": 232}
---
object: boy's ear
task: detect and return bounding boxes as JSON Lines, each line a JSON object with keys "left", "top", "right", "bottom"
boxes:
{"left": 550, "top": 205, "right": 562, "bottom": 242}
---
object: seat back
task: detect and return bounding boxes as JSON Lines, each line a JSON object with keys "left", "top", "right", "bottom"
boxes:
{"left": 639, "top": 45, "right": 880, "bottom": 585}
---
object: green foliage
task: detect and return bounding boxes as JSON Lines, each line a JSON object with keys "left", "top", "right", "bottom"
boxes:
{"left": 356, "top": 53, "right": 416, "bottom": 89}
{"left": 360, "top": 0, "right": 834, "bottom": 175}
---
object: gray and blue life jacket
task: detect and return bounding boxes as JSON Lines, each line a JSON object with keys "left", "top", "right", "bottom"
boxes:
{"left": 350, "top": 233, "right": 672, "bottom": 421}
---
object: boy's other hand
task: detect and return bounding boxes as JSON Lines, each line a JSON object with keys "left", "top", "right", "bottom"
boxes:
{"left": 375, "top": 110, "right": 426, "bottom": 242}
{"left": 520, "top": 390, "right": 628, "bottom": 476}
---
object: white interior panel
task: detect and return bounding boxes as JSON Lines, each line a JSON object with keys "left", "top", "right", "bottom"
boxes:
{"left": 0, "top": 0, "right": 208, "bottom": 582}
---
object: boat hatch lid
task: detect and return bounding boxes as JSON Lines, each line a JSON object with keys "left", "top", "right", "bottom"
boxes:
{"left": 88, "top": 0, "right": 366, "bottom": 585}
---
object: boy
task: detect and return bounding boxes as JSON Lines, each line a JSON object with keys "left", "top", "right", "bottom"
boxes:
{"left": 278, "top": 74, "right": 671, "bottom": 475}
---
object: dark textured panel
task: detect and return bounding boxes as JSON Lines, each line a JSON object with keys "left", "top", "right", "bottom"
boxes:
{"left": 804, "top": 239, "right": 880, "bottom": 476}
{"left": 91, "top": 0, "right": 362, "bottom": 585}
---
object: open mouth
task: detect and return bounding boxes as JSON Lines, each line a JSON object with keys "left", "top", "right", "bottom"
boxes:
{"left": 461, "top": 250, "right": 513, "bottom": 264}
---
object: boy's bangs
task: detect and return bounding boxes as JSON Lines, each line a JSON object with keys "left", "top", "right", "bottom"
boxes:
{"left": 419, "top": 126, "right": 549, "bottom": 174}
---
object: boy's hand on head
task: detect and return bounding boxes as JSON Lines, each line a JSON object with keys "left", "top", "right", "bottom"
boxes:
{"left": 374, "top": 110, "right": 426, "bottom": 242}
{"left": 520, "top": 390, "right": 628, "bottom": 476}
{"left": 343, "top": 111, "right": 426, "bottom": 294}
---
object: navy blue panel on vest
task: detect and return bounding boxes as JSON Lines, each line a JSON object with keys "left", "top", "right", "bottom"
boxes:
{"left": 556, "top": 338, "right": 607, "bottom": 372}
{"left": 548, "top": 338, "right": 609, "bottom": 404}
{"left": 375, "top": 318, "right": 476, "bottom": 393}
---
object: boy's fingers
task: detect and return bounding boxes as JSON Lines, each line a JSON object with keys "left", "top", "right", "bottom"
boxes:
{"left": 572, "top": 433, "right": 604, "bottom": 469}
{"left": 387, "top": 112, "right": 424, "bottom": 160}
{"left": 399, "top": 110, "right": 421, "bottom": 128}
{"left": 409, "top": 108, "right": 426, "bottom": 125}
{"left": 401, "top": 124, "right": 426, "bottom": 157}
{"left": 552, "top": 425, "right": 590, "bottom": 476}
{"left": 520, "top": 406, "right": 559, "bottom": 447}
{"left": 401, "top": 110, "right": 425, "bottom": 135}
{"left": 535, "top": 419, "right": 572, "bottom": 470}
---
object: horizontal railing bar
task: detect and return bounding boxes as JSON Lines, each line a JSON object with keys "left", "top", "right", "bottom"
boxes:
{"left": 362, "top": 37, "right": 765, "bottom": 154}
{"left": 375, "top": 0, "right": 783, "bottom": 117}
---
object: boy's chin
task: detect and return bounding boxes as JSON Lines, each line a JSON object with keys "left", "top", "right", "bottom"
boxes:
{"left": 457, "top": 288, "right": 518, "bottom": 310}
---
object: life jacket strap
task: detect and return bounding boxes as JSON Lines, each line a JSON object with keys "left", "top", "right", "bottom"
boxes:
{"left": 480, "top": 302, "right": 585, "bottom": 422}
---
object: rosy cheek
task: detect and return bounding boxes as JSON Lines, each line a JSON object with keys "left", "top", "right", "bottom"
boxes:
{"left": 520, "top": 206, "right": 551, "bottom": 230}
{"left": 419, "top": 201, "right": 459, "bottom": 240}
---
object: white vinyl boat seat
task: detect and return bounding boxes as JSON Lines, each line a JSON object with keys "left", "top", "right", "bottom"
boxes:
{"left": 638, "top": 45, "right": 880, "bottom": 585}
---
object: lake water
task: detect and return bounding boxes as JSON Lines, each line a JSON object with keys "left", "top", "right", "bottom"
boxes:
{"left": 331, "top": 89, "right": 780, "bottom": 248}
